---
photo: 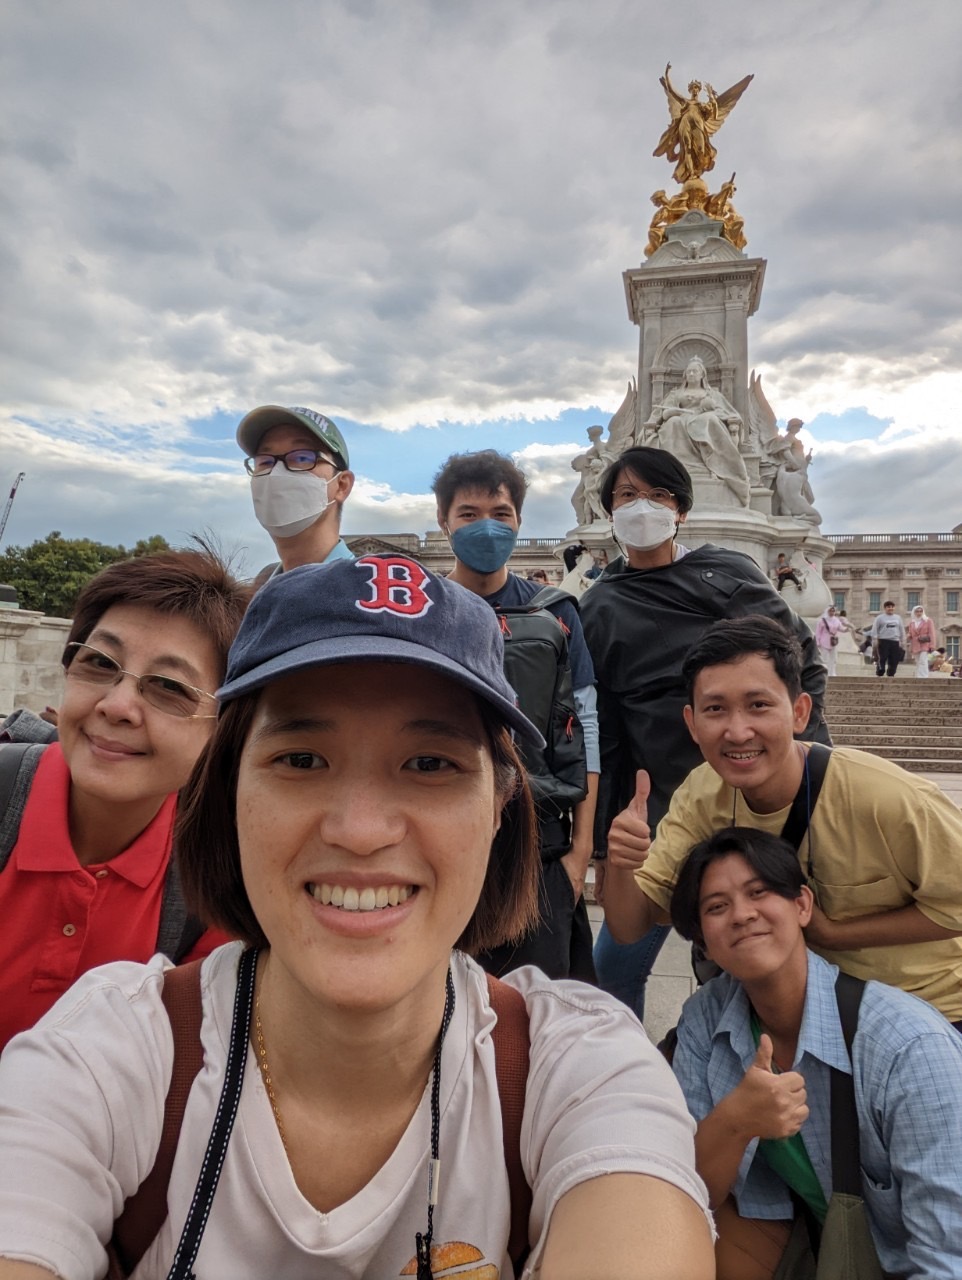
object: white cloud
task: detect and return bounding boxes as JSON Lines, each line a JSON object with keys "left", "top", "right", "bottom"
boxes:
{"left": 2, "top": 0, "right": 961, "bottom": 551}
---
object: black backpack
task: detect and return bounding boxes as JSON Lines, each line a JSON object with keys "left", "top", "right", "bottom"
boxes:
{"left": 494, "top": 587, "right": 588, "bottom": 820}
{"left": 0, "top": 742, "right": 204, "bottom": 961}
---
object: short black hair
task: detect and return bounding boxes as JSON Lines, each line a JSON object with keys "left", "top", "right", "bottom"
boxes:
{"left": 883, "top": 600, "right": 895, "bottom": 608}
{"left": 670, "top": 827, "right": 806, "bottom": 946}
{"left": 432, "top": 451, "right": 528, "bottom": 519}
{"left": 598, "top": 446, "right": 694, "bottom": 517}
{"left": 681, "top": 616, "right": 804, "bottom": 702}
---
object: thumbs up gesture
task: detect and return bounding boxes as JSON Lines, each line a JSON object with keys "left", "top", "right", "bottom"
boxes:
{"left": 607, "top": 770, "right": 653, "bottom": 872}
{"left": 733, "top": 1034, "right": 809, "bottom": 1140}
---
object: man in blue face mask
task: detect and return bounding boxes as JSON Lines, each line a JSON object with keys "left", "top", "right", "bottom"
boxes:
{"left": 236, "top": 405, "right": 356, "bottom": 586}
{"left": 433, "top": 450, "right": 600, "bottom": 983}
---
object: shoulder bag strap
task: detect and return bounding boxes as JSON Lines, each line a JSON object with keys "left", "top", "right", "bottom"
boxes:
{"left": 0, "top": 742, "right": 46, "bottom": 869}
{"left": 110, "top": 959, "right": 206, "bottom": 1276}
{"left": 829, "top": 972, "right": 866, "bottom": 1197}
{"left": 486, "top": 973, "right": 532, "bottom": 1271}
{"left": 779, "top": 742, "right": 832, "bottom": 871}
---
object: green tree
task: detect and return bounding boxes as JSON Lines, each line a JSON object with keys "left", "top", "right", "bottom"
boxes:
{"left": 0, "top": 531, "right": 171, "bottom": 617}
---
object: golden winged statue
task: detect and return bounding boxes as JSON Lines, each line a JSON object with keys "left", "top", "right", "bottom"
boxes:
{"left": 653, "top": 63, "right": 753, "bottom": 184}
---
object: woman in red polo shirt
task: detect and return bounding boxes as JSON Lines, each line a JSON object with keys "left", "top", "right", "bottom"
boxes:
{"left": 0, "top": 546, "right": 249, "bottom": 1050}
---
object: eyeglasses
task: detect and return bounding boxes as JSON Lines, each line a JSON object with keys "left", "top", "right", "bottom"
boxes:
{"left": 611, "top": 486, "right": 676, "bottom": 507}
{"left": 244, "top": 449, "right": 340, "bottom": 477}
{"left": 64, "top": 643, "right": 218, "bottom": 719}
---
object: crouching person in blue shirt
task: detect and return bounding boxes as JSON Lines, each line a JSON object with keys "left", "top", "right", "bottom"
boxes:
{"left": 670, "top": 826, "right": 962, "bottom": 1280}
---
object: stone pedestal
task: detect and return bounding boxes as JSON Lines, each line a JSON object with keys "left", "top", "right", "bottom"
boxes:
{"left": 623, "top": 212, "right": 766, "bottom": 430}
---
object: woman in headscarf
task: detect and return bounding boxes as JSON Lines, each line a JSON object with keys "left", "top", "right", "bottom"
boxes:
{"left": 814, "top": 605, "right": 844, "bottom": 677}
{"left": 908, "top": 604, "right": 937, "bottom": 678}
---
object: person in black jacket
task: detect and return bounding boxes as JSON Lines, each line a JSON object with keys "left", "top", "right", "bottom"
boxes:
{"left": 581, "top": 447, "right": 829, "bottom": 1018}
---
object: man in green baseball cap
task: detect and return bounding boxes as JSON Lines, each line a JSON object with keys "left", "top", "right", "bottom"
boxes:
{"left": 236, "top": 405, "right": 355, "bottom": 582}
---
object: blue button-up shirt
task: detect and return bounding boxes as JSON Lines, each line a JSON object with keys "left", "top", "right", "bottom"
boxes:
{"left": 674, "top": 951, "right": 962, "bottom": 1279}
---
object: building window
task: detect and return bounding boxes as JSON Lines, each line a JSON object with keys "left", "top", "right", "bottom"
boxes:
{"left": 947, "top": 591, "right": 960, "bottom": 613}
{"left": 869, "top": 568, "right": 884, "bottom": 575}
{"left": 946, "top": 568, "right": 960, "bottom": 575}
{"left": 868, "top": 591, "right": 882, "bottom": 612}
{"left": 906, "top": 568, "right": 922, "bottom": 575}
{"left": 907, "top": 591, "right": 922, "bottom": 610}
{"left": 947, "top": 637, "right": 960, "bottom": 662}
{"left": 833, "top": 591, "right": 846, "bottom": 610}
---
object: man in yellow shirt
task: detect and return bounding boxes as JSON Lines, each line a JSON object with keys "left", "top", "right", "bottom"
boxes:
{"left": 603, "top": 616, "right": 962, "bottom": 1024}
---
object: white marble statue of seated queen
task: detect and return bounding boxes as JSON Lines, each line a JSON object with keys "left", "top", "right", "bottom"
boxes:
{"left": 642, "top": 358, "right": 750, "bottom": 506}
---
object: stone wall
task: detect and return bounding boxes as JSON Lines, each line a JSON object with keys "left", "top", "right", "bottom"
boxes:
{"left": 0, "top": 610, "right": 70, "bottom": 718}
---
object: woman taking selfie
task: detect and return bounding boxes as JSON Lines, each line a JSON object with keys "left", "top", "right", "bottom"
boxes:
{"left": 0, "top": 555, "right": 712, "bottom": 1280}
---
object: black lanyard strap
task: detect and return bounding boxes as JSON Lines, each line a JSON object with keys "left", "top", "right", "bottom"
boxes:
{"left": 164, "top": 946, "right": 258, "bottom": 1280}
{"left": 780, "top": 742, "right": 832, "bottom": 878}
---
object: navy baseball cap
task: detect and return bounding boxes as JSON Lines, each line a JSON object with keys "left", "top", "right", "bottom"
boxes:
{"left": 218, "top": 555, "right": 543, "bottom": 746}
{"left": 236, "top": 405, "right": 350, "bottom": 471}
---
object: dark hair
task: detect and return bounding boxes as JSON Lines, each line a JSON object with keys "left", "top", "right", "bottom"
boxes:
{"left": 432, "top": 450, "right": 528, "bottom": 520}
{"left": 598, "top": 446, "right": 694, "bottom": 517}
{"left": 883, "top": 600, "right": 895, "bottom": 608}
{"left": 64, "top": 542, "right": 251, "bottom": 682}
{"left": 177, "top": 695, "right": 540, "bottom": 953}
{"left": 65, "top": 543, "right": 251, "bottom": 683}
{"left": 670, "top": 827, "right": 806, "bottom": 945}
{"left": 681, "top": 615, "right": 804, "bottom": 702}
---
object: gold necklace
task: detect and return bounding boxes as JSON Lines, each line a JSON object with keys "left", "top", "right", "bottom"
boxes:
{"left": 254, "top": 994, "right": 289, "bottom": 1153}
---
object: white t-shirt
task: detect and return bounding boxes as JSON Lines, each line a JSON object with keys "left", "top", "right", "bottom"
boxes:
{"left": 0, "top": 944, "right": 708, "bottom": 1280}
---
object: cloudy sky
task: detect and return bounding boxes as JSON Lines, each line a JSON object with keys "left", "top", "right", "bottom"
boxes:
{"left": 2, "top": 0, "right": 961, "bottom": 573}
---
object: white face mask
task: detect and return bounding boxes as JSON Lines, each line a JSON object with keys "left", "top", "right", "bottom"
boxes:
{"left": 251, "top": 468, "right": 336, "bottom": 539}
{"left": 611, "top": 498, "right": 678, "bottom": 551}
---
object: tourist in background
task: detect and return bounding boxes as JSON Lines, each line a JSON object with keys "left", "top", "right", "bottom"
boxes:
{"left": 773, "top": 552, "right": 802, "bottom": 593}
{"left": 814, "top": 604, "right": 844, "bottom": 676}
{"left": 0, "top": 546, "right": 249, "bottom": 1051}
{"left": 870, "top": 599, "right": 905, "bottom": 677}
{"left": 580, "top": 446, "right": 828, "bottom": 1020}
{"left": 908, "top": 604, "right": 937, "bottom": 678}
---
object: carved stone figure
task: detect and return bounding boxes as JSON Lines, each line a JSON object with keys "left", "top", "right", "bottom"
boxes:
{"left": 653, "top": 63, "right": 753, "bottom": 184}
{"left": 569, "top": 383, "right": 637, "bottom": 527}
{"left": 746, "top": 376, "right": 822, "bottom": 528}
{"left": 768, "top": 419, "right": 821, "bottom": 526}
{"left": 641, "top": 358, "right": 750, "bottom": 505}
{"left": 571, "top": 426, "right": 616, "bottom": 526}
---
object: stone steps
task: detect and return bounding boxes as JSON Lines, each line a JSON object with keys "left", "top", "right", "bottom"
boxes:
{"left": 824, "top": 678, "right": 962, "bottom": 772}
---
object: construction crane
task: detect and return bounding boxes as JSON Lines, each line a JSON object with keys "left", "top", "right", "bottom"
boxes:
{"left": 0, "top": 472, "right": 26, "bottom": 548}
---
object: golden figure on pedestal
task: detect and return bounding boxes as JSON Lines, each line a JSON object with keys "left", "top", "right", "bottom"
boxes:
{"left": 653, "top": 63, "right": 753, "bottom": 183}
{"left": 646, "top": 64, "right": 753, "bottom": 257}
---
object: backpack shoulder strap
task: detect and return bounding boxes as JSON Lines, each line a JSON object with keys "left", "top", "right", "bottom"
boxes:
{"left": 779, "top": 742, "right": 832, "bottom": 864}
{"left": 110, "top": 959, "right": 205, "bottom": 1277}
{"left": 0, "top": 742, "right": 47, "bottom": 869}
{"left": 526, "top": 585, "right": 579, "bottom": 614}
{"left": 486, "top": 972, "right": 532, "bottom": 1271}
{"left": 829, "top": 971, "right": 867, "bottom": 1198}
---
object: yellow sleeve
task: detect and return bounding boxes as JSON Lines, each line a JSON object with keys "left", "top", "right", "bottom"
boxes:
{"left": 635, "top": 765, "right": 724, "bottom": 912}
{"left": 902, "top": 783, "right": 962, "bottom": 931}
